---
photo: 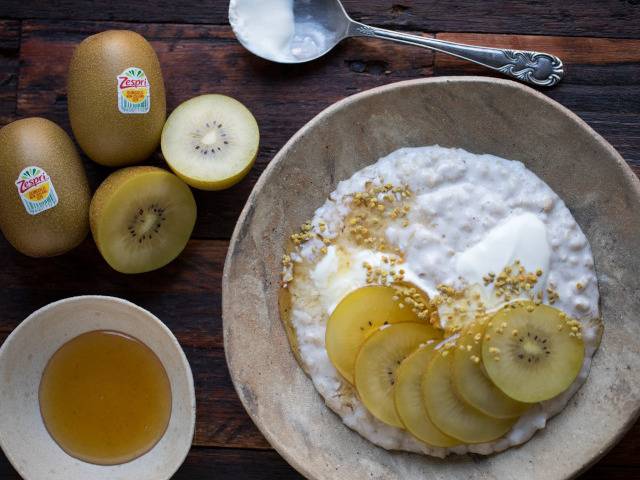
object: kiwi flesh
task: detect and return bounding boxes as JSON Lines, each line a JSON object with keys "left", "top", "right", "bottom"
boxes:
{"left": 394, "top": 344, "right": 460, "bottom": 447}
{"left": 354, "top": 322, "right": 440, "bottom": 427}
{"left": 161, "top": 94, "right": 259, "bottom": 190}
{"left": 0, "top": 118, "right": 90, "bottom": 257}
{"left": 90, "top": 166, "right": 196, "bottom": 274}
{"left": 422, "top": 352, "right": 517, "bottom": 443}
{"left": 326, "top": 285, "right": 439, "bottom": 384}
{"left": 482, "top": 301, "right": 585, "bottom": 403}
{"left": 452, "top": 320, "right": 530, "bottom": 419}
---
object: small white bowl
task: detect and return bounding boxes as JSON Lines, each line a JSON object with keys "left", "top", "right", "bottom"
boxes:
{"left": 0, "top": 296, "right": 196, "bottom": 480}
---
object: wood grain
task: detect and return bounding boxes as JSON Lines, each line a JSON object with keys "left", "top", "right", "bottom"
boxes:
{"left": 2, "top": 1, "right": 640, "bottom": 38}
{"left": 434, "top": 33, "right": 640, "bottom": 169}
{"left": 0, "top": 20, "right": 19, "bottom": 125}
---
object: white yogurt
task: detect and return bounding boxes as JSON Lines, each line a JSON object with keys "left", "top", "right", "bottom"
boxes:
{"left": 229, "top": 0, "right": 335, "bottom": 62}
{"left": 287, "top": 146, "right": 601, "bottom": 457}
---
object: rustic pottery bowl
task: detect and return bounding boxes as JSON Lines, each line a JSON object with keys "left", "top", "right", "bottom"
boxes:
{"left": 223, "top": 77, "right": 640, "bottom": 480}
{"left": 0, "top": 296, "right": 196, "bottom": 480}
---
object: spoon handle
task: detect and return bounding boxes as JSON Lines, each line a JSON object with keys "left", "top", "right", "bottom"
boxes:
{"left": 349, "top": 23, "right": 564, "bottom": 87}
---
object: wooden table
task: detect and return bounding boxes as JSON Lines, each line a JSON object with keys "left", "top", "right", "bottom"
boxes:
{"left": 0, "top": 1, "right": 638, "bottom": 478}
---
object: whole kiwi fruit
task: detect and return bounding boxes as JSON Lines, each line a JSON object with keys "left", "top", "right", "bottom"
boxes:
{"left": 68, "top": 30, "right": 166, "bottom": 167}
{"left": 0, "top": 118, "right": 90, "bottom": 257}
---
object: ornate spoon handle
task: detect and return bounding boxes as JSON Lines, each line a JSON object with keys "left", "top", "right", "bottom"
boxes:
{"left": 349, "top": 23, "right": 564, "bottom": 87}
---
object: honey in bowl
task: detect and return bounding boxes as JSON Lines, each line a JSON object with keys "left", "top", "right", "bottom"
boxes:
{"left": 39, "top": 330, "right": 172, "bottom": 465}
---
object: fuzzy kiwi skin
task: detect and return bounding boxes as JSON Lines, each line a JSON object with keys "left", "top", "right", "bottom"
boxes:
{"left": 0, "top": 118, "right": 90, "bottom": 257}
{"left": 68, "top": 30, "right": 166, "bottom": 167}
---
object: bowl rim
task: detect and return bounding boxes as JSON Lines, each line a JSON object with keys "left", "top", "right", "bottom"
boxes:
{"left": 223, "top": 76, "right": 640, "bottom": 479}
{"left": 0, "top": 294, "right": 196, "bottom": 480}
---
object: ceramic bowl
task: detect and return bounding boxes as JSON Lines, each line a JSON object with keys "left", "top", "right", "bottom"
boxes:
{"left": 223, "top": 77, "right": 640, "bottom": 480}
{"left": 0, "top": 296, "right": 196, "bottom": 480}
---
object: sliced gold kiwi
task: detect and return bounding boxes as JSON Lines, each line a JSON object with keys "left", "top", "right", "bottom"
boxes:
{"left": 326, "top": 285, "right": 439, "bottom": 384}
{"left": 161, "top": 94, "right": 259, "bottom": 191}
{"left": 90, "top": 166, "right": 197, "bottom": 274}
{"left": 452, "top": 320, "right": 530, "bottom": 419}
{"left": 422, "top": 352, "right": 517, "bottom": 443}
{"left": 354, "top": 322, "right": 440, "bottom": 427}
{"left": 482, "top": 301, "right": 585, "bottom": 403}
{"left": 394, "top": 344, "right": 460, "bottom": 447}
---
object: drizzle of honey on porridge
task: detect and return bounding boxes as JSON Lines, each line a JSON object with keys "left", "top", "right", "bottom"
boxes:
{"left": 39, "top": 330, "right": 172, "bottom": 465}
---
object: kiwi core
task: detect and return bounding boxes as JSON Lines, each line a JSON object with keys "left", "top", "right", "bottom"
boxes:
{"left": 128, "top": 205, "right": 166, "bottom": 243}
{"left": 516, "top": 331, "right": 550, "bottom": 364}
{"left": 191, "top": 121, "right": 229, "bottom": 157}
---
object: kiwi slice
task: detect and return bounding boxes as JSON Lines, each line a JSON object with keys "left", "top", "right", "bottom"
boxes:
{"left": 482, "top": 302, "right": 585, "bottom": 403}
{"left": 326, "top": 285, "right": 439, "bottom": 384}
{"left": 394, "top": 344, "right": 460, "bottom": 447}
{"left": 161, "top": 94, "right": 259, "bottom": 191}
{"left": 354, "top": 322, "right": 439, "bottom": 427}
{"left": 422, "top": 352, "right": 517, "bottom": 443}
{"left": 452, "top": 320, "right": 530, "bottom": 419}
{"left": 90, "top": 166, "right": 196, "bottom": 274}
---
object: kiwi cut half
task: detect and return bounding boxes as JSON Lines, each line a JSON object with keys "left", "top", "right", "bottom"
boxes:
{"left": 161, "top": 94, "right": 259, "bottom": 191}
{"left": 422, "top": 352, "right": 517, "bottom": 443}
{"left": 354, "top": 322, "right": 439, "bottom": 428}
{"left": 482, "top": 302, "right": 585, "bottom": 403}
{"left": 394, "top": 344, "right": 460, "bottom": 447}
{"left": 452, "top": 320, "right": 531, "bottom": 419}
{"left": 90, "top": 166, "right": 197, "bottom": 274}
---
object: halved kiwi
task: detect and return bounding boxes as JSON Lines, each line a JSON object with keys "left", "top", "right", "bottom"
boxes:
{"left": 354, "top": 323, "right": 439, "bottom": 427}
{"left": 90, "top": 166, "right": 197, "bottom": 274}
{"left": 482, "top": 301, "right": 585, "bottom": 403}
{"left": 161, "top": 94, "right": 259, "bottom": 190}
{"left": 422, "top": 352, "right": 517, "bottom": 443}
{"left": 394, "top": 344, "right": 460, "bottom": 447}
{"left": 452, "top": 320, "right": 530, "bottom": 419}
{"left": 326, "top": 285, "right": 439, "bottom": 384}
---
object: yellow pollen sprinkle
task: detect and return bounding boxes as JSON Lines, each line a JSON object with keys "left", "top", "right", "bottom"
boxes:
{"left": 511, "top": 329, "right": 519, "bottom": 337}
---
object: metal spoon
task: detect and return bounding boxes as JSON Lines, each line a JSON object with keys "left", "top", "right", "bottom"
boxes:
{"left": 233, "top": 0, "right": 564, "bottom": 87}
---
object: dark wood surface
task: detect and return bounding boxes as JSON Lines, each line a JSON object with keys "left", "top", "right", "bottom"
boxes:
{"left": 0, "top": 1, "right": 638, "bottom": 478}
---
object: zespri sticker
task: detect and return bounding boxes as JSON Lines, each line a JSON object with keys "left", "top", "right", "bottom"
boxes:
{"left": 117, "top": 67, "right": 151, "bottom": 114}
{"left": 15, "top": 166, "right": 59, "bottom": 215}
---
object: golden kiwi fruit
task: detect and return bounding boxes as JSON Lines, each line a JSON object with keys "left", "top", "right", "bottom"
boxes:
{"left": 422, "top": 352, "right": 517, "bottom": 443}
{"left": 326, "top": 285, "right": 439, "bottom": 384}
{"left": 0, "top": 118, "right": 90, "bottom": 257}
{"left": 354, "top": 322, "right": 440, "bottom": 427}
{"left": 394, "top": 344, "right": 460, "bottom": 447}
{"left": 482, "top": 301, "right": 585, "bottom": 403}
{"left": 90, "top": 166, "right": 196, "bottom": 274}
{"left": 452, "top": 320, "right": 530, "bottom": 419}
{"left": 161, "top": 94, "right": 259, "bottom": 190}
{"left": 68, "top": 30, "right": 166, "bottom": 167}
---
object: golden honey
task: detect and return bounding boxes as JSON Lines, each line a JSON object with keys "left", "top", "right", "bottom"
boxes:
{"left": 39, "top": 330, "right": 172, "bottom": 465}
